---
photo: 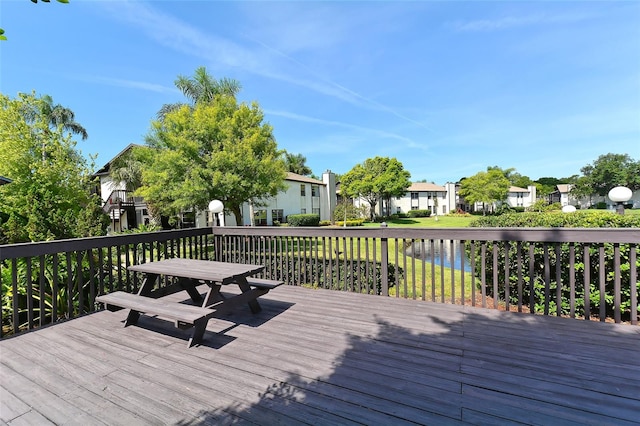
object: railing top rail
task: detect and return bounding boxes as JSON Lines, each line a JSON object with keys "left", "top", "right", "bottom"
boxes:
{"left": 210, "top": 226, "right": 640, "bottom": 244}
{"left": 2, "top": 225, "right": 638, "bottom": 261}
{"left": 0, "top": 227, "right": 211, "bottom": 260}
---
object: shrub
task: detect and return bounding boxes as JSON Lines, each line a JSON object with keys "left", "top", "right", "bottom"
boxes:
{"left": 595, "top": 201, "right": 607, "bottom": 209}
{"left": 334, "top": 220, "right": 364, "bottom": 227}
{"left": 407, "top": 209, "right": 431, "bottom": 218}
{"left": 286, "top": 214, "right": 320, "bottom": 227}
{"left": 468, "top": 211, "right": 640, "bottom": 320}
{"left": 319, "top": 220, "right": 331, "bottom": 226}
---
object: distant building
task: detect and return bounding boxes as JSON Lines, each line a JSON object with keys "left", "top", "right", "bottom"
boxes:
{"left": 197, "top": 171, "right": 338, "bottom": 226}
{"left": 93, "top": 144, "right": 150, "bottom": 233}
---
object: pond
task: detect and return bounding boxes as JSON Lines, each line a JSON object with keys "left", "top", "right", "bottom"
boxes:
{"left": 405, "top": 239, "right": 472, "bottom": 272}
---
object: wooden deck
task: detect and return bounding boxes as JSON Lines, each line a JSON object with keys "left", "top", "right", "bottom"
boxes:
{"left": 1, "top": 285, "right": 639, "bottom": 425}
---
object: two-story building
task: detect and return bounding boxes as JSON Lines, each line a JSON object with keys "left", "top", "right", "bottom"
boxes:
{"left": 198, "top": 171, "right": 337, "bottom": 226}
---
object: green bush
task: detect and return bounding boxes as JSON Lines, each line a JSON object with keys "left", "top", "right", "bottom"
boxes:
{"left": 407, "top": 209, "right": 431, "bottom": 218}
{"left": 334, "top": 219, "right": 364, "bottom": 227}
{"left": 595, "top": 201, "right": 607, "bottom": 209}
{"left": 468, "top": 211, "right": 640, "bottom": 320}
{"left": 319, "top": 220, "right": 331, "bottom": 226}
{"left": 286, "top": 214, "right": 320, "bottom": 227}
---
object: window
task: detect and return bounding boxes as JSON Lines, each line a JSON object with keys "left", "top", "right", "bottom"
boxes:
{"left": 254, "top": 209, "right": 267, "bottom": 226}
{"left": 301, "top": 208, "right": 306, "bottom": 214}
{"left": 411, "top": 206, "right": 419, "bottom": 210}
{"left": 300, "top": 184, "right": 306, "bottom": 196}
{"left": 312, "top": 208, "right": 320, "bottom": 215}
{"left": 411, "top": 192, "right": 419, "bottom": 200}
{"left": 311, "top": 185, "right": 319, "bottom": 197}
{"left": 271, "top": 209, "right": 283, "bottom": 225}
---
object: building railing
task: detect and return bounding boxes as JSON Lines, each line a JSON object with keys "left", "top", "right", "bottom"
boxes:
{"left": 1, "top": 226, "right": 638, "bottom": 337}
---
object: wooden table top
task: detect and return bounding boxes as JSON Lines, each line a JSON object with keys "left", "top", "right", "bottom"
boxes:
{"left": 128, "top": 258, "right": 264, "bottom": 284}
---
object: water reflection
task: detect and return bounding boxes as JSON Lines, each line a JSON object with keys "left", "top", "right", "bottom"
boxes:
{"left": 405, "top": 240, "right": 472, "bottom": 272}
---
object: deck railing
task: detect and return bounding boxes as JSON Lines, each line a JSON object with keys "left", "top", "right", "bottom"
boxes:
{"left": 1, "top": 226, "right": 638, "bottom": 337}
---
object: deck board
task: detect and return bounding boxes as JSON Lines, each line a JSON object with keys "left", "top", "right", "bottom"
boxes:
{"left": 1, "top": 285, "right": 638, "bottom": 425}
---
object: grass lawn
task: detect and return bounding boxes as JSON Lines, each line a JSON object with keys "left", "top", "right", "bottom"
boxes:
{"left": 361, "top": 215, "right": 476, "bottom": 228}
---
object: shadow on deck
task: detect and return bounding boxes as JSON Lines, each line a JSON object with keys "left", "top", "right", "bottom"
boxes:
{"left": 2, "top": 285, "right": 639, "bottom": 425}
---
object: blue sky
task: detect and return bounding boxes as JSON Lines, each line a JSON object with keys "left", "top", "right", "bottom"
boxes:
{"left": 1, "top": 1, "right": 639, "bottom": 184}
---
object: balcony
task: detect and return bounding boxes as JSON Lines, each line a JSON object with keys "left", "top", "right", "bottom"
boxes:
{"left": 1, "top": 226, "right": 639, "bottom": 424}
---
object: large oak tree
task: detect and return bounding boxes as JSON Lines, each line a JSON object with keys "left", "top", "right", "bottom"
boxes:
{"left": 341, "top": 157, "right": 411, "bottom": 220}
{"left": 139, "top": 95, "right": 287, "bottom": 226}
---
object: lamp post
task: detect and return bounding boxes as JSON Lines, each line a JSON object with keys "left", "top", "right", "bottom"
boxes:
{"left": 208, "top": 200, "right": 225, "bottom": 226}
{"left": 607, "top": 186, "right": 632, "bottom": 215}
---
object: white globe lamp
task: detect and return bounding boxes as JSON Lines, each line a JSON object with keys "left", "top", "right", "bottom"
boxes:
{"left": 562, "top": 205, "right": 576, "bottom": 213}
{"left": 608, "top": 186, "right": 632, "bottom": 215}
{"left": 208, "top": 200, "right": 225, "bottom": 226}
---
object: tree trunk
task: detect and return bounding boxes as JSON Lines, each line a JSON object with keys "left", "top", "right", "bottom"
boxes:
{"left": 230, "top": 205, "right": 243, "bottom": 226}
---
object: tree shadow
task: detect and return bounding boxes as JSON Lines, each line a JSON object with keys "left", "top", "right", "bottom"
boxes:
{"left": 173, "top": 303, "right": 640, "bottom": 425}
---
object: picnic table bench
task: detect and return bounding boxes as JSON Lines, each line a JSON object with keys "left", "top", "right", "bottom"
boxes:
{"left": 96, "top": 258, "right": 283, "bottom": 347}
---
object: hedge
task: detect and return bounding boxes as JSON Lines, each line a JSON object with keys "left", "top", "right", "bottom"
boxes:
{"left": 468, "top": 211, "right": 640, "bottom": 320}
{"left": 407, "top": 209, "right": 431, "bottom": 218}
{"left": 286, "top": 214, "right": 320, "bottom": 227}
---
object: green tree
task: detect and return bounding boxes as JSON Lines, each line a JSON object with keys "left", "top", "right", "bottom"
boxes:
{"left": 459, "top": 169, "right": 510, "bottom": 215}
{"left": 341, "top": 157, "right": 411, "bottom": 220}
{"left": 0, "top": 93, "right": 107, "bottom": 243}
{"left": 580, "top": 153, "right": 640, "bottom": 196}
{"left": 139, "top": 96, "right": 287, "bottom": 226}
{"left": 283, "top": 151, "right": 312, "bottom": 176}
{"left": 157, "top": 66, "right": 241, "bottom": 120}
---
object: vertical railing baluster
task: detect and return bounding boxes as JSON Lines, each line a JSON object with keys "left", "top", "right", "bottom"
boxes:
{"left": 12, "top": 258, "right": 19, "bottom": 335}
{"left": 25, "top": 257, "right": 33, "bottom": 329}
{"left": 403, "top": 239, "right": 408, "bottom": 298}
{"left": 450, "top": 239, "right": 455, "bottom": 304}
{"left": 394, "top": 238, "right": 399, "bottom": 297}
{"left": 492, "top": 242, "right": 498, "bottom": 309}
{"left": 421, "top": 240, "right": 426, "bottom": 302}
{"left": 460, "top": 239, "right": 465, "bottom": 306}
{"left": 89, "top": 249, "right": 96, "bottom": 311}
{"left": 555, "top": 244, "right": 562, "bottom": 317}
{"left": 372, "top": 237, "right": 378, "bottom": 295}
{"left": 516, "top": 242, "right": 523, "bottom": 312}
{"left": 481, "top": 242, "right": 487, "bottom": 308}
{"left": 470, "top": 241, "right": 476, "bottom": 307}
{"left": 584, "top": 244, "right": 591, "bottom": 321}
{"left": 504, "top": 241, "right": 510, "bottom": 312}
{"left": 569, "top": 243, "right": 576, "bottom": 318}
{"left": 38, "top": 256, "right": 45, "bottom": 327}
{"left": 429, "top": 239, "right": 436, "bottom": 302}
{"left": 543, "top": 243, "right": 550, "bottom": 315}
{"left": 66, "top": 252, "right": 73, "bottom": 319}
{"left": 613, "top": 243, "right": 621, "bottom": 324}
{"left": 441, "top": 239, "right": 446, "bottom": 304}
{"left": 528, "top": 244, "right": 535, "bottom": 314}
{"left": 76, "top": 251, "right": 84, "bottom": 316}
{"left": 599, "top": 244, "right": 606, "bottom": 322}
{"left": 52, "top": 253, "right": 59, "bottom": 321}
{"left": 630, "top": 245, "right": 637, "bottom": 325}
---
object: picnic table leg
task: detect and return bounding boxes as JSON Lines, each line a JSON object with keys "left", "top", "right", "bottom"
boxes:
{"left": 236, "top": 277, "right": 262, "bottom": 313}
{"left": 125, "top": 309, "right": 140, "bottom": 326}
{"left": 202, "top": 283, "right": 225, "bottom": 308}
{"left": 137, "top": 273, "right": 159, "bottom": 296}
{"left": 177, "top": 277, "right": 204, "bottom": 305}
{"left": 187, "top": 318, "right": 209, "bottom": 348}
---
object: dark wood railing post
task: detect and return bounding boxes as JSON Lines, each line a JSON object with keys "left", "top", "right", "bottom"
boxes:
{"left": 380, "top": 222, "right": 389, "bottom": 297}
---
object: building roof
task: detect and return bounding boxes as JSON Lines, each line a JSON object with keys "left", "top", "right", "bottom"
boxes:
{"left": 407, "top": 182, "right": 446, "bottom": 192}
{"left": 93, "top": 144, "right": 144, "bottom": 177}
{"left": 286, "top": 172, "right": 324, "bottom": 185}
{"left": 0, "top": 176, "right": 12, "bottom": 185}
{"left": 509, "top": 186, "right": 529, "bottom": 193}
{"left": 556, "top": 184, "right": 573, "bottom": 194}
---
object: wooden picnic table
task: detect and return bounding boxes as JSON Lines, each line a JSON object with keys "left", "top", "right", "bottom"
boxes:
{"left": 97, "top": 258, "right": 282, "bottom": 347}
